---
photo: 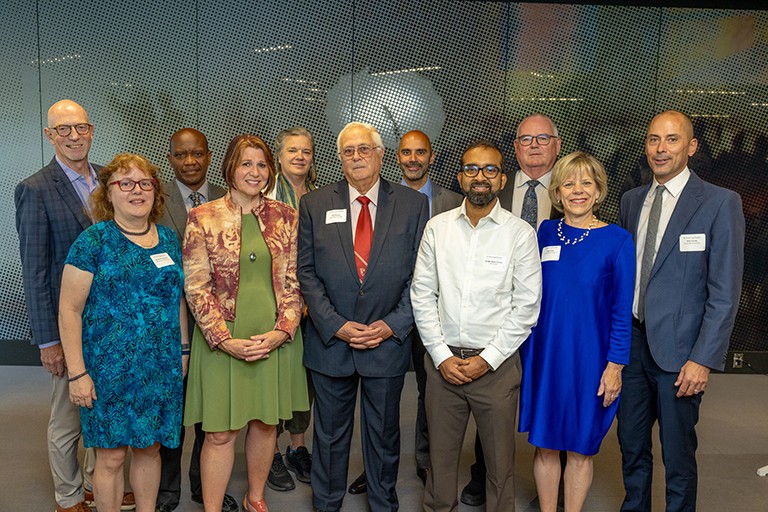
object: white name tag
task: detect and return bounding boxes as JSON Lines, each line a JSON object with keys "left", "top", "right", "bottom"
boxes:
{"left": 679, "top": 233, "right": 706, "bottom": 252}
{"left": 541, "top": 245, "right": 561, "bottom": 262}
{"left": 483, "top": 254, "right": 505, "bottom": 269}
{"left": 150, "top": 253, "right": 175, "bottom": 268}
{"left": 325, "top": 209, "right": 347, "bottom": 224}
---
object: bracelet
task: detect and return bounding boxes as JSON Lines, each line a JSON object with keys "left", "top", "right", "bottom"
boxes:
{"left": 181, "top": 343, "right": 191, "bottom": 350}
{"left": 181, "top": 350, "right": 191, "bottom": 356}
{"left": 67, "top": 370, "right": 89, "bottom": 382}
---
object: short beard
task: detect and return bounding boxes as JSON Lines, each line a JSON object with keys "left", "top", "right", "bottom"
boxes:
{"left": 466, "top": 181, "right": 497, "bottom": 206}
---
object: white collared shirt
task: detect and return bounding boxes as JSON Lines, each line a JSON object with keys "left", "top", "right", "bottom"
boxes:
{"left": 349, "top": 178, "right": 380, "bottom": 242}
{"left": 175, "top": 180, "right": 211, "bottom": 212}
{"left": 632, "top": 167, "right": 691, "bottom": 317}
{"left": 410, "top": 199, "right": 542, "bottom": 370}
{"left": 511, "top": 169, "right": 553, "bottom": 228}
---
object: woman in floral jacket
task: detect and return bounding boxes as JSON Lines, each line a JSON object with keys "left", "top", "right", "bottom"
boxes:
{"left": 182, "top": 134, "right": 308, "bottom": 512}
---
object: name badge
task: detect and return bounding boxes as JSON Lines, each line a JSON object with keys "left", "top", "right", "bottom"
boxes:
{"left": 150, "top": 253, "right": 175, "bottom": 268}
{"left": 679, "top": 233, "right": 706, "bottom": 252}
{"left": 325, "top": 209, "right": 347, "bottom": 224}
{"left": 483, "top": 254, "right": 505, "bottom": 269}
{"left": 541, "top": 245, "right": 561, "bottom": 262}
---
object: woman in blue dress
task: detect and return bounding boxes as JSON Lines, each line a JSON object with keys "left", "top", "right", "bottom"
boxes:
{"left": 519, "top": 151, "right": 634, "bottom": 512}
{"left": 59, "top": 154, "right": 187, "bottom": 512}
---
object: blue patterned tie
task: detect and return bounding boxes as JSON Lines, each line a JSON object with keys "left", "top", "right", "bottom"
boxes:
{"left": 521, "top": 180, "right": 539, "bottom": 229}
{"left": 189, "top": 191, "right": 204, "bottom": 208}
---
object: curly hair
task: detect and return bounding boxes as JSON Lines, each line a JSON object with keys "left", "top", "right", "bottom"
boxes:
{"left": 90, "top": 153, "right": 166, "bottom": 223}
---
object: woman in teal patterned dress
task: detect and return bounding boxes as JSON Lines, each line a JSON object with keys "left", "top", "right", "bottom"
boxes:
{"left": 60, "top": 154, "right": 188, "bottom": 512}
{"left": 182, "top": 135, "right": 308, "bottom": 512}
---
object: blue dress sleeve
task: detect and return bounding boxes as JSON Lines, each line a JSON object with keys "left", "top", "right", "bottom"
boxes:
{"left": 606, "top": 229, "right": 636, "bottom": 365}
{"left": 64, "top": 223, "right": 104, "bottom": 274}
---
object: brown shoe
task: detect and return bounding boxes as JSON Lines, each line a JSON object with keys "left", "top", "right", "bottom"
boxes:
{"left": 81, "top": 490, "right": 136, "bottom": 510}
{"left": 55, "top": 501, "right": 91, "bottom": 512}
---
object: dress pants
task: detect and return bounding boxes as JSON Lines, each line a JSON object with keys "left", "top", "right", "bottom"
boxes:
{"left": 310, "top": 370, "right": 404, "bottom": 512}
{"left": 617, "top": 324, "right": 702, "bottom": 512}
{"left": 424, "top": 353, "right": 521, "bottom": 512}
{"left": 411, "top": 330, "right": 430, "bottom": 470}
{"left": 157, "top": 422, "right": 204, "bottom": 507}
{"left": 49, "top": 373, "right": 95, "bottom": 508}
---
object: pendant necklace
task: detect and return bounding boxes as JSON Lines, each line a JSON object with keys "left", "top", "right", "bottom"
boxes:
{"left": 557, "top": 215, "right": 598, "bottom": 245}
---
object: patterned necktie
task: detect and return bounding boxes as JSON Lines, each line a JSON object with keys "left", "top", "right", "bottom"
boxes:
{"left": 189, "top": 191, "right": 204, "bottom": 208}
{"left": 354, "top": 196, "right": 373, "bottom": 282}
{"left": 521, "top": 179, "right": 539, "bottom": 229}
{"left": 638, "top": 185, "right": 666, "bottom": 322}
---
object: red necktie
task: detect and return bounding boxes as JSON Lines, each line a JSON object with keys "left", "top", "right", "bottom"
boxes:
{"left": 354, "top": 196, "right": 372, "bottom": 282}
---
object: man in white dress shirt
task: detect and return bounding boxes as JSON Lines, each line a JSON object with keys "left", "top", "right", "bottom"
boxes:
{"left": 411, "top": 141, "right": 542, "bottom": 512}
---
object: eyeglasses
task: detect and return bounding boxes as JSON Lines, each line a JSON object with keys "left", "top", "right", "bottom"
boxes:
{"left": 340, "top": 144, "right": 380, "bottom": 159}
{"left": 461, "top": 165, "right": 502, "bottom": 179}
{"left": 109, "top": 178, "right": 158, "bottom": 192}
{"left": 516, "top": 134, "right": 557, "bottom": 146}
{"left": 49, "top": 124, "right": 92, "bottom": 137}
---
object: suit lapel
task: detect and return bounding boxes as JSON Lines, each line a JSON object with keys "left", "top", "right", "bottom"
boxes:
{"left": 50, "top": 160, "right": 92, "bottom": 230}
{"left": 651, "top": 174, "right": 704, "bottom": 277}
{"left": 626, "top": 185, "right": 650, "bottom": 239}
{"left": 333, "top": 181, "right": 358, "bottom": 283}
{"left": 365, "top": 179, "right": 394, "bottom": 284}
{"left": 165, "top": 179, "right": 189, "bottom": 236}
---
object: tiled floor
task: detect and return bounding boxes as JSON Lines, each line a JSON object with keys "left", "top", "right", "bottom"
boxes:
{"left": 2, "top": 366, "right": 767, "bottom": 511}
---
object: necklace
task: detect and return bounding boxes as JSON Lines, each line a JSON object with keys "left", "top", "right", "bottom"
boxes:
{"left": 114, "top": 220, "right": 151, "bottom": 236}
{"left": 557, "top": 216, "right": 598, "bottom": 245}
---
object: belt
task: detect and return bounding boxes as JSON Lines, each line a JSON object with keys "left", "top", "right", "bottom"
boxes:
{"left": 447, "top": 345, "right": 483, "bottom": 359}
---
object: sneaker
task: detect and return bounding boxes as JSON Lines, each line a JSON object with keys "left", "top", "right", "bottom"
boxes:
{"left": 285, "top": 446, "right": 312, "bottom": 483}
{"left": 55, "top": 501, "right": 91, "bottom": 512}
{"left": 266, "top": 452, "right": 296, "bottom": 491}
{"left": 83, "top": 490, "right": 135, "bottom": 510}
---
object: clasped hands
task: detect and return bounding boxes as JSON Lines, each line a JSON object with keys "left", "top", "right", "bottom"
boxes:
{"left": 438, "top": 355, "right": 490, "bottom": 385}
{"left": 219, "top": 330, "right": 289, "bottom": 361}
{"left": 336, "top": 320, "right": 393, "bottom": 350}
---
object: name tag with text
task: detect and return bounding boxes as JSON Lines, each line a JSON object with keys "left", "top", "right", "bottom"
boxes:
{"left": 326, "top": 209, "right": 347, "bottom": 224}
{"left": 679, "top": 233, "right": 706, "bottom": 252}
{"left": 541, "top": 245, "right": 561, "bottom": 262}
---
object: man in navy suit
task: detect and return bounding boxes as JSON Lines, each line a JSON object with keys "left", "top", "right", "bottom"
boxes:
{"left": 617, "top": 110, "right": 744, "bottom": 511}
{"left": 156, "top": 128, "right": 232, "bottom": 512}
{"left": 298, "top": 121, "right": 428, "bottom": 512}
{"left": 15, "top": 100, "right": 133, "bottom": 512}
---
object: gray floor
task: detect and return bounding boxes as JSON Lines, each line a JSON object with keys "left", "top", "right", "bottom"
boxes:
{"left": 1, "top": 366, "right": 767, "bottom": 511}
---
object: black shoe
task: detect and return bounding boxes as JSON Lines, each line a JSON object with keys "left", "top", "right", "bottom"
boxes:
{"left": 285, "top": 445, "right": 312, "bottom": 483}
{"left": 189, "top": 492, "right": 238, "bottom": 512}
{"left": 460, "top": 478, "right": 486, "bottom": 507}
{"left": 155, "top": 506, "right": 174, "bottom": 512}
{"left": 416, "top": 467, "right": 428, "bottom": 485}
{"left": 267, "top": 452, "right": 296, "bottom": 491}
{"left": 347, "top": 471, "right": 367, "bottom": 494}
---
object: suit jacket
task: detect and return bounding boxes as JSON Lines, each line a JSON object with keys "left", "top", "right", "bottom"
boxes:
{"left": 158, "top": 178, "right": 226, "bottom": 245}
{"left": 15, "top": 157, "right": 101, "bottom": 345}
{"left": 618, "top": 171, "right": 744, "bottom": 372}
{"left": 298, "top": 178, "right": 429, "bottom": 378}
{"left": 497, "top": 169, "right": 560, "bottom": 220}
{"left": 431, "top": 182, "right": 463, "bottom": 217}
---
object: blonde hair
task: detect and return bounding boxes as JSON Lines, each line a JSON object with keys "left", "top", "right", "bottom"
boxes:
{"left": 549, "top": 151, "right": 607, "bottom": 213}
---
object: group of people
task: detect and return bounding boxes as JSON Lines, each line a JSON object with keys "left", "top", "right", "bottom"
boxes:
{"left": 16, "top": 99, "right": 744, "bottom": 512}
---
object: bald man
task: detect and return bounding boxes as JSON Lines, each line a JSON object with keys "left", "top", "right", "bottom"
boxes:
{"left": 15, "top": 100, "right": 134, "bottom": 511}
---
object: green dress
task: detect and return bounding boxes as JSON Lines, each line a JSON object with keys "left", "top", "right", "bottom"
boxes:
{"left": 184, "top": 214, "right": 309, "bottom": 431}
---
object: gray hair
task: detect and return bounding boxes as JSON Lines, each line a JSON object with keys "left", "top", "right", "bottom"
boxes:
{"left": 336, "top": 121, "right": 384, "bottom": 155}
{"left": 275, "top": 126, "right": 317, "bottom": 185}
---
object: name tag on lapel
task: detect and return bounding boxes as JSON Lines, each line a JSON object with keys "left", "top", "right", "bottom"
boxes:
{"left": 679, "top": 233, "right": 706, "bottom": 252}
{"left": 325, "top": 209, "right": 347, "bottom": 224}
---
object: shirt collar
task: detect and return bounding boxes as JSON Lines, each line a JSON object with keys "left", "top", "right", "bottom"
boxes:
{"left": 349, "top": 177, "right": 381, "bottom": 206}
{"left": 57, "top": 156, "right": 97, "bottom": 184}
{"left": 456, "top": 197, "right": 505, "bottom": 226}
{"left": 176, "top": 179, "right": 210, "bottom": 202}
{"left": 651, "top": 167, "right": 690, "bottom": 199}
{"left": 515, "top": 169, "right": 552, "bottom": 190}
{"left": 400, "top": 176, "right": 433, "bottom": 199}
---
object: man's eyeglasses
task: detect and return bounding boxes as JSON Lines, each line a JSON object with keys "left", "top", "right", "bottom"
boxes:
{"left": 461, "top": 165, "right": 502, "bottom": 179}
{"left": 340, "top": 144, "right": 380, "bottom": 159}
{"left": 109, "top": 178, "right": 158, "bottom": 192}
{"left": 49, "top": 124, "right": 92, "bottom": 137}
{"left": 516, "top": 134, "right": 557, "bottom": 146}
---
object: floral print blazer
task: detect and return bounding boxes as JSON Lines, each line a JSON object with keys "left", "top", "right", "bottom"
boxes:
{"left": 182, "top": 193, "right": 303, "bottom": 349}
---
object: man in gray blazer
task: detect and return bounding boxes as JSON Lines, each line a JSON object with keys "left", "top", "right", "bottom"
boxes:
{"left": 617, "top": 110, "right": 744, "bottom": 511}
{"left": 156, "top": 128, "right": 231, "bottom": 512}
{"left": 298, "top": 122, "right": 428, "bottom": 512}
{"left": 15, "top": 100, "right": 135, "bottom": 511}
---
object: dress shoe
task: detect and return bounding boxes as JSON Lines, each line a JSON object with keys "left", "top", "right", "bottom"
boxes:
{"left": 56, "top": 502, "right": 91, "bottom": 512}
{"left": 347, "top": 471, "right": 367, "bottom": 494}
{"left": 190, "top": 492, "right": 239, "bottom": 512}
{"left": 267, "top": 452, "right": 296, "bottom": 491}
{"left": 155, "top": 505, "right": 175, "bottom": 512}
{"left": 459, "top": 477, "right": 486, "bottom": 507}
{"left": 242, "top": 495, "right": 268, "bottom": 512}
{"left": 285, "top": 445, "right": 312, "bottom": 483}
{"left": 83, "top": 490, "right": 136, "bottom": 510}
{"left": 416, "top": 467, "right": 428, "bottom": 485}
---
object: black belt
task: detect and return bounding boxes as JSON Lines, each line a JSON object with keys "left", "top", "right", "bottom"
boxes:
{"left": 447, "top": 346, "right": 483, "bottom": 359}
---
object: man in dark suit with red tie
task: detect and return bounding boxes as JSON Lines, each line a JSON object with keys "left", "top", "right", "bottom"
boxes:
{"left": 298, "top": 121, "right": 428, "bottom": 512}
